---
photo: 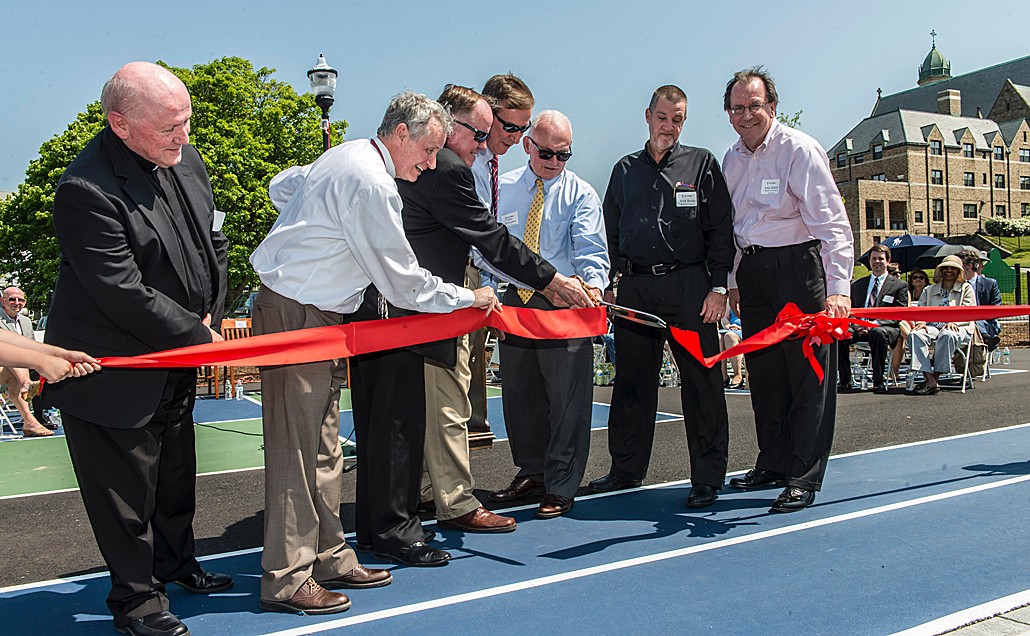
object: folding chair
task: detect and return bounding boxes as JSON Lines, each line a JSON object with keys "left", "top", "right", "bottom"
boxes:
{"left": 0, "top": 392, "right": 23, "bottom": 438}
{"left": 214, "top": 318, "right": 252, "bottom": 397}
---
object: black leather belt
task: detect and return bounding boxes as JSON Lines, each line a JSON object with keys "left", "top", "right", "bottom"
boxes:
{"left": 625, "top": 261, "right": 689, "bottom": 276}
{"left": 741, "top": 245, "right": 765, "bottom": 255}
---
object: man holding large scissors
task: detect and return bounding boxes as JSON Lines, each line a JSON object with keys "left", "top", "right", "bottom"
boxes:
{"left": 590, "top": 85, "right": 735, "bottom": 509}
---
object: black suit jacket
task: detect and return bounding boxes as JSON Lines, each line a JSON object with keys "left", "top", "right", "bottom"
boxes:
{"left": 395, "top": 147, "right": 557, "bottom": 366}
{"left": 45, "top": 127, "right": 228, "bottom": 428}
{"left": 851, "top": 274, "right": 909, "bottom": 326}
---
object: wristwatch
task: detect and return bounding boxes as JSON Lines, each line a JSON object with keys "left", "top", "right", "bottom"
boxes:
{"left": 710, "top": 286, "right": 728, "bottom": 295}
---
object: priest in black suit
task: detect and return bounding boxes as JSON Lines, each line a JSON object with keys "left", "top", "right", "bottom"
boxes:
{"left": 837, "top": 244, "right": 908, "bottom": 393}
{"left": 46, "top": 62, "right": 229, "bottom": 636}
{"left": 388, "top": 85, "right": 592, "bottom": 547}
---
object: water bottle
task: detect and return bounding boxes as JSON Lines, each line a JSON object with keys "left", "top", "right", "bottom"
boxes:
{"left": 852, "top": 362, "right": 861, "bottom": 385}
{"left": 235, "top": 379, "right": 243, "bottom": 400}
{"left": 1003, "top": 346, "right": 1011, "bottom": 365}
{"left": 49, "top": 408, "right": 62, "bottom": 427}
{"left": 860, "top": 372, "right": 868, "bottom": 390}
{"left": 906, "top": 373, "right": 915, "bottom": 392}
{"left": 992, "top": 348, "right": 1003, "bottom": 365}
{"left": 224, "top": 378, "right": 232, "bottom": 400}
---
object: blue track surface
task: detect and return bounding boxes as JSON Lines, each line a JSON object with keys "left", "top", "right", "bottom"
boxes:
{"left": 5, "top": 424, "right": 1028, "bottom": 634}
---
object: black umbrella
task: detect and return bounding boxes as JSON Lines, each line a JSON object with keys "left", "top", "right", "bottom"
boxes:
{"left": 856, "top": 234, "right": 945, "bottom": 271}
{"left": 912, "top": 244, "right": 977, "bottom": 269}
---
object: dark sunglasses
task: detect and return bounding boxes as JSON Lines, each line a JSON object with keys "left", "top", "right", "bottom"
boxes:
{"left": 495, "top": 112, "right": 531, "bottom": 134}
{"left": 527, "top": 136, "right": 573, "bottom": 162}
{"left": 454, "top": 120, "right": 489, "bottom": 143}
{"left": 910, "top": 275, "right": 927, "bottom": 281}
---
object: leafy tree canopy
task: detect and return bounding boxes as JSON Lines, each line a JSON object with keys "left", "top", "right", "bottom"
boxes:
{"left": 0, "top": 56, "right": 345, "bottom": 314}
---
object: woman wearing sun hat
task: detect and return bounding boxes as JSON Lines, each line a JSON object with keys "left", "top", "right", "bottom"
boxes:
{"left": 906, "top": 255, "right": 975, "bottom": 395}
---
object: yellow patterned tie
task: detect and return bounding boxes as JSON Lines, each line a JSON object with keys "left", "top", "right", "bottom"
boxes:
{"left": 518, "top": 178, "right": 544, "bottom": 303}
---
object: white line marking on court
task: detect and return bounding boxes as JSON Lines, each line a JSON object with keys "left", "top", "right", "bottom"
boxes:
{"left": 890, "top": 588, "right": 1030, "bottom": 635}
{"left": 259, "top": 473, "right": 1030, "bottom": 635}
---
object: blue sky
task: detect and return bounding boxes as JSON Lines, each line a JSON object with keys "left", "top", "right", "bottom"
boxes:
{"left": 1, "top": 1, "right": 1027, "bottom": 194}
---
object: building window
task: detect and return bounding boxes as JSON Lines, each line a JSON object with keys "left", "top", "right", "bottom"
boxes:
{"left": 1021, "top": 148, "right": 1030, "bottom": 163}
{"left": 837, "top": 153, "right": 846, "bottom": 168}
{"left": 932, "top": 199, "right": 944, "bottom": 222}
{"left": 865, "top": 205, "right": 883, "bottom": 229}
{"left": 871, "top": 173, "right": 887, "bottom": 182}
{"left": 963, "top": 204, "right": 978, "bottom": 219}
{"left": 1021, "top": 176, "right": 1030, "bottom": 190}
{"left": 963, "top": 172, "right": 975, "bottom": 187}
{"left": 994, "top": 146, "right": 1004, "bottom": 160}
{"left": 996, "top": 205, "right": 1006, "bottom": 217}
{"left": 873, "top": 144, "right": 883, "bottom": 159}
{"left": 915, "top": 210, "right": 924, "bottom": 223}
{"left": 963, "top": 143, "right": 974, "bottom": 158}
{"left": 995, "top": 174, "right": 1005, "bottom": 188}
{"left": 1023, "top": 203, "right": 1030, "bottom": 217}
{"left": 931, "top": 140, "right": 942, "bottom": 155}
{"left": 853, "top": 153, "right": 865, "bottom": 164}
{"left": 931, "top": 169, "right": 943, "bottom": 185}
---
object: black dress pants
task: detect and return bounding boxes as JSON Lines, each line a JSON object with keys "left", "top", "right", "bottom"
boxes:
{"left": 837, "top": 325, "right": 899, "bottom": 387}
{"left": 606, "top": 265, "right": 729, "bottom": 488}
{"left": 737, "top": 241, "right": 836, "bottom": 491}
{"left": 348, "top": 292, "right": 429, "bottom": 553}
{"left": 63, "top": 370, "right": 200, "bottom": 627}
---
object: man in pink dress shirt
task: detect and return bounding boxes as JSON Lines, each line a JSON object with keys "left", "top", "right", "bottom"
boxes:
{"left": 721, "top": 66, "right": 854, "bottom": 513}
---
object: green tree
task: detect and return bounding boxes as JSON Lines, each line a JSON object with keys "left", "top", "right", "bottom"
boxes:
{"left": 0, "top": 56, "right": 345, "bottom": 314}
{"left": 777, "top": 109, "right": 803, "bottom": 128}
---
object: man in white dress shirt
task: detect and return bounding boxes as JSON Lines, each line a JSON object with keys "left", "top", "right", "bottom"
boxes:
{"left": 250, "top": 91, "right": 500, "bottom": 615}
{"left": 484, "top": 111, "right": 609, "bottom": 518}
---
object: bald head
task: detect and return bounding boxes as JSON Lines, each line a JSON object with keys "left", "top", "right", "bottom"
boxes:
{"left": 103, "top": 62, "right": 192, "bottom": 167}
{"left": 1, "top": 286, "right": 26, "bottom": 319}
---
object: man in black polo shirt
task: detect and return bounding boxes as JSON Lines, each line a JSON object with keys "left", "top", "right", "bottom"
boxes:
{"left": 589, "top": 85, "right": 735, "bottom": 508}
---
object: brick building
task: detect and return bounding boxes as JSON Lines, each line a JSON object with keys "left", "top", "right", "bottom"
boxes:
{"left": 829, "top": 38, "right": 1030, "bottom": 255}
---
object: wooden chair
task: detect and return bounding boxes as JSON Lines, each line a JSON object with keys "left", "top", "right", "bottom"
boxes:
{"left": 214, "top": 318, "right": 252, "bottom": 398}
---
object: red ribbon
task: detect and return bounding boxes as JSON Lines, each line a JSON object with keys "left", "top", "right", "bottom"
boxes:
{"left": 98, "top": 305, "right": 607, "bottom": 369}
{"left": 670, "top": 304, "right": 1030, "bottom": 383}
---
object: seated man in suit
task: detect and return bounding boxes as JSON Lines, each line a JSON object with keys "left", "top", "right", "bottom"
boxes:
{"left": 959, "top": 249, "right": 1002, "bottom": 349}
{"left": 837, "top": 244, "right": 908, "bottom": 394}
{"left": 0, "top": 287, "right": 51, "bottom": 436}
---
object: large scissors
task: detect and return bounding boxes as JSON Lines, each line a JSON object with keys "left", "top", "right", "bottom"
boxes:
{"left": 601, "top": 302, "right": 668, "bottom": 329}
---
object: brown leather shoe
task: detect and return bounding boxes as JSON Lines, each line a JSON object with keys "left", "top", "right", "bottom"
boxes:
{"left": 319, "top": 565, "right": 392, "bottom": 589}
{"left": 488, "top": 477, "right": 544, "bottom": 502}
{"left": 441, "top": 507, "right": 517, "bottom": 533}
{"left": 536, "top": 494, "right": 573, "bottom": 519}
{"left": 260, "top": 577, "right": 351, "bottom": 615}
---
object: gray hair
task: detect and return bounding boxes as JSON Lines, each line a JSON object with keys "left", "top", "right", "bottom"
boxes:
{"left": 377, "top": 90, "right": 453, "bottom": 139}
{"left": 528, "top": 110, "right": 572, "bottom": 138}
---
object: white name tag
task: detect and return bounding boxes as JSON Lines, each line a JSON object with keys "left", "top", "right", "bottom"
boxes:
{"left": 760, "top": 179, "right": 780, "bottom": 195}
{"left": 212, "top": 209, "right": 226, "bottom": 232}
{"left": 676, "top": 191, "right": 698, "bottom": 207}
{"left": 501, "top": 211, "right": 519, "bottom": 226}
{"left": 882, "top": 295, "right": 894, "bottom": 304}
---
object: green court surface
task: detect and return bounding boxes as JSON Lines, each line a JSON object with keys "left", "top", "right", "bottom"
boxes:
{"left": 0, "top": 387, "right": 503, "bottom": 498}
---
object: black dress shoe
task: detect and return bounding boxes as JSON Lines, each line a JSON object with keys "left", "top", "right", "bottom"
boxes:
{"left": 873, "top": 384, "right": 889, "bottom": 394}
{"left": 588, "top": 473, "right": 642, "bottom": 493}
{"left": 911, "top": 383, "right": 940, "bottom": 396}
{"left": 356, "top": 529, "right": 435, "bottom": 552}
{"left": 374, "top": 541, "right": 450, "bottom": 567}
{"left": 837, "top": 382, "right": 860, "bottom": 393}
{"left": 171, "top": 569, "right": 233, "bottom": 594}
{"left": 488, "top": 476, "right": 545, "bottom": 502}
{"left": 728, "top": 468, "right": 785, "bottom": 490}
{"left": 116, "top": 611, "right": 189, "bottom": 636}
{"left": 770, "top": 486, "right": 816, "bottom": 513}
{"left": 686, "top": 484, "right": 718, "bottom": 508}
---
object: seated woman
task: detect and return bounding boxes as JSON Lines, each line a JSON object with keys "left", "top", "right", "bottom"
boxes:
{"left": 891, "top": 268, "right": 929, "bottom": 378}
{"left": 907, "top": 256, "right": 975, "bottom": 395}
{"left": 719, "top": 304, "right": 745, "bottom": 389}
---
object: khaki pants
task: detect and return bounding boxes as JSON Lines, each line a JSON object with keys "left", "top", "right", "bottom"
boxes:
{"left": 420, "top": 334, "right": 481, "bottom": 520}
{"left": 254, "top": 286, "right": 357, "bottom": 601}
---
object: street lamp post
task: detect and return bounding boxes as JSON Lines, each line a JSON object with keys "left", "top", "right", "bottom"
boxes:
{"left": 307, "top": 54, "right": 338, "bottom": 153}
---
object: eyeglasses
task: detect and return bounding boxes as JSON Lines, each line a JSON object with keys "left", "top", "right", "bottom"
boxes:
{"left": 527, "top": 136, "right": 572, "bottom": 162}
{"left": 454, "top": 120, "right": 489, "bottom": 143}
{"left": 495, "top": 113, "right": 531, "bottom": 134}
{"left": 728, "top": 102, "right": 767, "bottom": 116}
